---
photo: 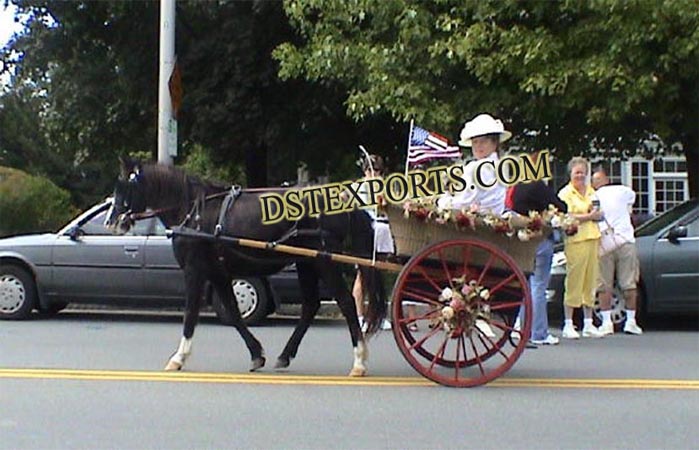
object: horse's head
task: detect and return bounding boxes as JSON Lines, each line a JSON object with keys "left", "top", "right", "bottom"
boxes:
{"left": 105, "top": 156, "right": 148, "bottom": 235}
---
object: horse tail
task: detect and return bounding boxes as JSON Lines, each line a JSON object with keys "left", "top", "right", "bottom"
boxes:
{"left": 350, "top": 210, "right": 387, "bottom": 336}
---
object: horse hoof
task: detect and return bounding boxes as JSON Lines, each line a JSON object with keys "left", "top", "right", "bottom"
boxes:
{"left": 164, "top": 360, "right": 182, "bottom": 371}
{"left": 250, "top": 357, "right": 266, "bottom": 372}
{"left": 349, "top": 367, "right": 367, "bottom": 377}
{"left": 274, "top": 357, "right": 290, "bottom": 370}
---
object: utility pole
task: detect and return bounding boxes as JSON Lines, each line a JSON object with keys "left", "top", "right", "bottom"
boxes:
{"left": 157, "top": 0, "right": 176, "bottom": 165}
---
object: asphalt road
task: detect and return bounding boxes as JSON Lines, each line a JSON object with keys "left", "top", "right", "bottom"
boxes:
{"left": 1, "top": 311, "right": 698, "bottom": 450}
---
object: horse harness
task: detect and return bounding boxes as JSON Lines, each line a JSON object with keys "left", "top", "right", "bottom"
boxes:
{"left": 175, "top": 185, "right": 335, "bottom": 262}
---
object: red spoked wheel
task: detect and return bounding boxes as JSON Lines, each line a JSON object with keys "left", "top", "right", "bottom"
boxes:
{"left": 391, "top": 239, "right": 532, "bottom": 387}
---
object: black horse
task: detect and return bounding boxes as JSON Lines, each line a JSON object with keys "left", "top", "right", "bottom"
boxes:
{"left": 105, "top": 158, "right": 387, "bottom": 376}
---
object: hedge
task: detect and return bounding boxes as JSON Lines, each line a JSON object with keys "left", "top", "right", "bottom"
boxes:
{"left": 0, "top": 166, "right": 77, "bottom": 237}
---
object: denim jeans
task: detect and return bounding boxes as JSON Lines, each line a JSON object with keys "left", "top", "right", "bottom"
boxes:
{"left": 520, "top": 237, "right": 555, "bottom": 341}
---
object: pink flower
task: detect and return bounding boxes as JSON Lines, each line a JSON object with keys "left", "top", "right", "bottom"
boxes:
{"left": 460, "top": 284, "right": 473, "bottom": 296}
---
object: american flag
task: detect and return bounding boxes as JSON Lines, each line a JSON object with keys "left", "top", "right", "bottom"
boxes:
{"left": 407, "top": 125, "right": 462, "bottom": 166}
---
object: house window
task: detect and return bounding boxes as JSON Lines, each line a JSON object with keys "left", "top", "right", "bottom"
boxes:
{"left": 655, "top": 179, "right": 687, "bottom": 213}
{"left": 631, "top": 161, "right": 651, "bottom": 215}
{"left": 652, "top": 157, "right": 688, "bottom": 214}
{"left": 592, "top": 159, "right": 622, "bottom": 184}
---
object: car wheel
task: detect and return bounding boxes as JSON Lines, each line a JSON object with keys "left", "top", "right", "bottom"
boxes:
{"left": 213, "top": 278, "right": 269, "bottom": 326}
{"left": 594, "top": 286, "right": 627, "bottom": 326}
{"left": 0, "top": 265, "right": 37, "bottom": 320}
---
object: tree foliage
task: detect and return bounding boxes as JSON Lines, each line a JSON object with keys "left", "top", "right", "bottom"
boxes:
{"left": 0, "top": 166, "right": 77, "bottom": 237}
{"left": 275, "top": 0, "right": 699, "bottom": 194}
{"left": 1, "top": 0, "right": 696, "bottom": 205}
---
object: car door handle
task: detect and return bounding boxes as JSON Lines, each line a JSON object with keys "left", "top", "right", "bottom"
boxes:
{"left": 123, "top": 246, "right": 139, "bottom": 256}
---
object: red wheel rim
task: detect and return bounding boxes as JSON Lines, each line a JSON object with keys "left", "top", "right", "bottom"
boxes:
{"left": 391, "top": 239, "right": 532, "bottom": 387}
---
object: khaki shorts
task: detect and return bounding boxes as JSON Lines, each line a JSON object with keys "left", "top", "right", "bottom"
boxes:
{"left": 598, "top": 242, "right": 639, "bottom": 292}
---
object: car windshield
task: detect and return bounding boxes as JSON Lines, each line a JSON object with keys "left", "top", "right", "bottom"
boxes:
{"left": 636, "top": 199, "right": 699, "bottom": 237}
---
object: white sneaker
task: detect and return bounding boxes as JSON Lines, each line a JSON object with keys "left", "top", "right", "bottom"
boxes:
{"left": 476, "top": 320, "right": 496, "bottom": 338}
{"left": 598, "top": 321, "right": 614, "bottom": 336}
{"left": 561, "top": 326, "right": 580, "bottom": 339}
{"left": 531, "top": 334, "right": 560, "bottom": 346}
{"left": 623, "top": 321, "right": 643, "bottom": 335}
{"left": 582, "top": 325, "right": 604, "bottom": 338}
{"left": 380, "top": 319, "right": 392, "bottom": 330}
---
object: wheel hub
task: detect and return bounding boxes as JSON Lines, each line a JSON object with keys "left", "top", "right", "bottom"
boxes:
{"left": 437, "top": 278, "right": 492, "bottom": 337}
{"left": 232, "top": 279, "right": 259, "bottom": 318}
{"left": 0, "top": 275, "right": 25, "bottom": 313}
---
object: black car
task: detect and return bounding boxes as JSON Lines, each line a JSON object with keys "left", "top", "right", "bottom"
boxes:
{"left": 547, "top": 199, "right": 699, "bottom": 323}
{"left": 0, "top": 199, "right": 334, "bottom": 324}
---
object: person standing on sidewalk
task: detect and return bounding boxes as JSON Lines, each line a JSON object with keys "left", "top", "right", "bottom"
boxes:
{"left": 592, "top": 166, "right": 643, "bottom": 335}
{"left": 558, "top": 157, "right": 605, "bottom": 339}
{"left": 509, "top": 173, "right": 568, "bottom": 345}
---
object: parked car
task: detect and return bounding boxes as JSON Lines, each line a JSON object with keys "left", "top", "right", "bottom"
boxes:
{"left": 0, "top": 199, "right": 334, "bottom": 324}
{"left": 547, "top": 199, "right": 699, "bottom": 323}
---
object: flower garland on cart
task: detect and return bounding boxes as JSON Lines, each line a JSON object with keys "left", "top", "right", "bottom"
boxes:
{"left": 399, "top": 197, "right": 579, "bottom": 241}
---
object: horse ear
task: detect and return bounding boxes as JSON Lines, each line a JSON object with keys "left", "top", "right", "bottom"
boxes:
{"left": 119, "top": 155, "right": 140, "bottom": 178}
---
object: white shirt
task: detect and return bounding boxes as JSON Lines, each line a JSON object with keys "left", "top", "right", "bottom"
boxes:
{"left": 596, "top": 184, "right": 636, "bottom": 243}
{"left": 438, "top": 152, "right": 506, "bottom": 215}
{"left": 354, "top": 179, "right": 394, "bottom": 253}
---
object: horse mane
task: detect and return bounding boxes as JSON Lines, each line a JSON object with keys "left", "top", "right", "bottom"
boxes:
{"left": 141, "top": 163, "right": 230, "bottom": 210}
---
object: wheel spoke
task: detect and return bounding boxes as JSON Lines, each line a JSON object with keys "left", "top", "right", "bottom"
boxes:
{"left": 476, "top": 253, "right": 496, "bottom": 286}
{"left": 407, "top": 326, "right": 443, "bottom": 351}
{"left": 488, "top": 272, "right": 518, "bottom": 295}
{"left": 454, "top": 334, "right": 463, "bottom": 380}
{"left": 415, "top": 265, "right": 444, "bottom": 293}
{"left": 467, "top": 334, "right": 486, "bottom": 376}
{"left": 397, "top": 307, "right": 440, "bottom": 326}
{"left": 461, "top": 244, "right": 472, "bottom": 280}
{"left": 476, "top": 331, "right": 511, "bottom": 362}
{"left": 428, "top": 336, "right": 449, "bottom": 372}
{"left": 401, "top": 287, "right": 442, "bottom": 306}
{"left": 436, "top": 248, "right": 454, "bottom": 289}
{"left": 489, "top": 300, "right": 525, "bottom": 311}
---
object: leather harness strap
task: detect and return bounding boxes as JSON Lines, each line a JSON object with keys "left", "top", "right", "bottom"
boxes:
{"left": 214, "top": 185, "right": 243, "bottom": 236}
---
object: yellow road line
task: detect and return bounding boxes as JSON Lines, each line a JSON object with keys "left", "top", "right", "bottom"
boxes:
{"left": 1, "top": 368, "right": 698, "bottom": 389}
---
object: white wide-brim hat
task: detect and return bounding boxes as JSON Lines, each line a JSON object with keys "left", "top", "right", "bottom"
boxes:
{"left": 458, "top": 113, "right": 512, "bottom": 147}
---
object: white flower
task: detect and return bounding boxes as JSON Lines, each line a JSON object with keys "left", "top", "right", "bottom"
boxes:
{"left": 479, "top": 289, "right": 490, "bottom": 300}
{"left": 551, "top": 216, "right": 562, "bottom": 228}
{"left": 440, "top": 287, "right": 454, "bottom": 300}
{"left": 437, "top": 196, "right": 453, "bottom": 212}
{"left": 517, "top": 229, "right": 531, "bottom": 241}
{"left": 441, "top": 306, "right": 455, "bottom": 320}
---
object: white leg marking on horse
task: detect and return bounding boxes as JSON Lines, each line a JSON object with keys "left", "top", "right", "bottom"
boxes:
{"left": 349, "top": 340, "right": 368, "bottom": 377}
{"left": 165, "top": 337, "right": 192, "bottom": 371}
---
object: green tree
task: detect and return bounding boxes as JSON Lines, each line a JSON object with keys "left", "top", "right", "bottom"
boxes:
{"left": 0, "top": 166, "right": 76, "bottom": 236}
{"left": 275, "top": 0, "right": 699, "bottom": 195}
{"left": 2, "top": 0, "right": 160, "bottom": 207}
